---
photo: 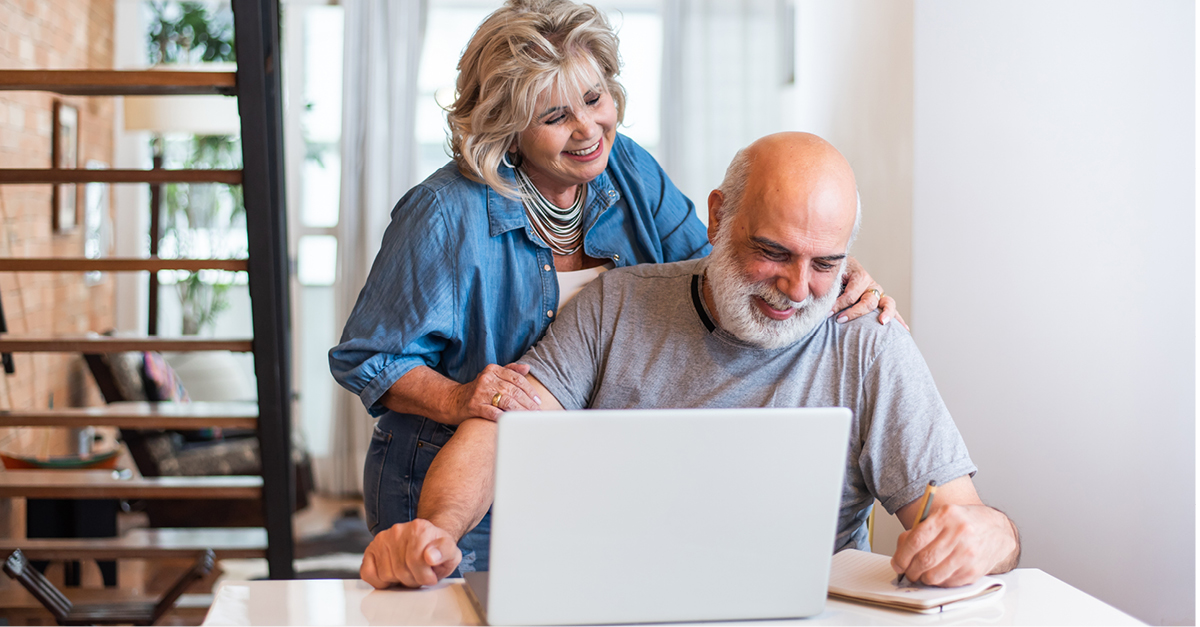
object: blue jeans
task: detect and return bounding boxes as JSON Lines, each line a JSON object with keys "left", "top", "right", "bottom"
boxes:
{"left": 363, "top": 412, "right": 491, "bottom": 575}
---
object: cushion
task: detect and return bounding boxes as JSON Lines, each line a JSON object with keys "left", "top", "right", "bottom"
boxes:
{"left": 101, "top": 352, "right": 149, "bottom": 401}
{"left": 142, "top": 351, "right": 190, "bottom": 402}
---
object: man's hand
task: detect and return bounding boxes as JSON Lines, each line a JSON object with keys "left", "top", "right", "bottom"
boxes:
{"left": 890, "top": 476, "right": 1019, "bottom": 587}
{"left": 360, "top": 519, "right": 462, "bottom": 589}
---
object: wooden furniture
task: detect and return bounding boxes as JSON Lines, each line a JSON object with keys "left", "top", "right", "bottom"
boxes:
{"left": 4, "top": 548, "right": 214, "bottom": 626}
{"left": 0, "top": 0, "right": 296, "bottom": 585}
{"left": 200, "top": 570, "right": 1146, "bottom": 626}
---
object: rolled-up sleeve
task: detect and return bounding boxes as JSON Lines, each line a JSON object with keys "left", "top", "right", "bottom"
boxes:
{"left": 329, "top": 186, "right": 458, "bottom": 416}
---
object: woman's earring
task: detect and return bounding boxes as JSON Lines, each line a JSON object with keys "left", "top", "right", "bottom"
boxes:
{"left": 502, "top": 150, "right": 522, "bottom": 169}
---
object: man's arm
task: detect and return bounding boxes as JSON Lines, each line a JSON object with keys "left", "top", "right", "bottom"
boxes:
{"left": 889, "top": 475, "right": 1020, "bottom": 587}
{"left": 360, "top": 375, "right": 563, "bottom": 588}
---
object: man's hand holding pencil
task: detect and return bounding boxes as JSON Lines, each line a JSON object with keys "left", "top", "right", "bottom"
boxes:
{"left": 889, "top": 475, "right": 1022, "bottom": 588}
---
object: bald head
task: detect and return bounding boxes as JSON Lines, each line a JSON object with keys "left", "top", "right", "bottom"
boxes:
{"left": 710, "top": 132, "right": 860, "bottom": 250}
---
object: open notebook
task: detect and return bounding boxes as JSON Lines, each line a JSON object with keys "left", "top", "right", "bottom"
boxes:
{"left": 828, "top": 550, "right": 1006, "bottom": 614}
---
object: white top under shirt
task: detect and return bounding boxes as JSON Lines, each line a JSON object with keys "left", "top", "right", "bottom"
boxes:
{"left": 557, "top": 262, "right": 615, "bottom": 309}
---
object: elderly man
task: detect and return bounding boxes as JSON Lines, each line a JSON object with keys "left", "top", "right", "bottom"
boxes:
{"left": 361, "top": 132, "right": 1021, "bottom": 590}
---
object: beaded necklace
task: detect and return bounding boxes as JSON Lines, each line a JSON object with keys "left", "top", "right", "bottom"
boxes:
{"left": 515, "top": 165, "right": 585, "bottom": 256}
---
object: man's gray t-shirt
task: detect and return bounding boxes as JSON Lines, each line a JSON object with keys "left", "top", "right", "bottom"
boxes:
{"left": 519, "top": 258, "right": 977, "bottom": 552}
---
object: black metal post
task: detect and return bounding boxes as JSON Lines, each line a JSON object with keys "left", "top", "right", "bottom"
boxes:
{"left": 232, "top": 0, "right": 295, "bottom": 579}
{"left": 0, "top": 290, "right": 12, "bottom": 374}
{"left": 147, "top": 147, "right": 162, "bottom": 336}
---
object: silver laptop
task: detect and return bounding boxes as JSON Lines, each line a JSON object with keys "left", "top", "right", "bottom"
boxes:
{"left": 464, "top": 407, "right": 851, "bottom": 625}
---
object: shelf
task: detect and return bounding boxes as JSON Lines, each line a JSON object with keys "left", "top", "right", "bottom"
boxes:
{"left": 0, "top": 527, "right": 266, "bottom": 560}
{"left": 0, "top": 169, "right": 242, "bottom": 185}
{"left": 0, "top": 258, "right": 248, "bottom": 272}
{"left": 0, "top": 336, "right": 253, "bottom": 353}
{"left": 0, "top": 471, "right": 261, "bottom": 499}
{"left": 0, "top": 401, "right": 257, "bottom": 429}
{"left": 0, "top": 69, "right": 237, "bottom": 96}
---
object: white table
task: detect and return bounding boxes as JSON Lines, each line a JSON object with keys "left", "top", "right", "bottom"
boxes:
{"left": 202, "top": 569, "right": 1143, "bottom": 626}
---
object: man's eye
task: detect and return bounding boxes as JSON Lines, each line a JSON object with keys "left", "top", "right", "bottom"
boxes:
{"left": 761, "top": 251, "right": 787, "bottom": 262}
{"left": 814, "top": 262, "right": 835, "bottom": 272}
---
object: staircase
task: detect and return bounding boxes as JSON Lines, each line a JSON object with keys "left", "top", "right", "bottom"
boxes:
{"left": 0, "top": 0, "right": 295, "bottom": 583}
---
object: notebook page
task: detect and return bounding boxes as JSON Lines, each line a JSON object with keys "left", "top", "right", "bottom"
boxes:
{"left": 828, "top": 550, "right": 1004, "bottom": 608}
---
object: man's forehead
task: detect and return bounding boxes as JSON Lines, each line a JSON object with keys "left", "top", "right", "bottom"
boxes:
{"left": 741, "top": 182, "right": 854, "bottom": 250}
{"left": 740, "top": 202, "right": 851, "bottom": 257}
{"left": 734, "top": 135, "right": 858, "bottom": 251}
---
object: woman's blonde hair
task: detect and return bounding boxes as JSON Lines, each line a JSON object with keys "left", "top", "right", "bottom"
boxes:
{"left": 447, "top": 0, "right": 627, "bottom": 199}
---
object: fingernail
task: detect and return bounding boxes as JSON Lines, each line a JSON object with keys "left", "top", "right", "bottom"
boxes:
{"left": 427, "top": 547, "right": 441, "bottom": 563}
{"left": 836, "top": 315, "right": 848, "bottom": 324}
{"left": 826, "top": 311, "right": 834, "bottom": 318}
{"left": 534, "top": 395, "right": 542, "bottom": 405}
{"left": 881, "top": 316, "right": 891, "bottom": 325}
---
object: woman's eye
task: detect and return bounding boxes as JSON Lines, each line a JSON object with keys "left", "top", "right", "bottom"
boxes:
{"left": 545, "top": 114, "right": 566, "bottom": 125}
{"left": 586, "top": 94, "right": 601, "bottom": 106}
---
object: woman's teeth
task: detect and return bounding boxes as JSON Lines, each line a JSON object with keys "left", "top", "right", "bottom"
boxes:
{"left": 567, "top": 142, "right": 600, "bottom": 156}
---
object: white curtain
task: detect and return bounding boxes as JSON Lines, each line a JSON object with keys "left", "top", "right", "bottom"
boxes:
{"left": 321, "top": 0, "right": 428, "bottom": 496}
{"left": 659, "top": 0, "right": 789, "bottom": 217}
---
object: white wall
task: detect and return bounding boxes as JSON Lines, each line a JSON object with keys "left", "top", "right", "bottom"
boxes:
{"left": 912, "top": 2, "right": 1194, "bottom": 624}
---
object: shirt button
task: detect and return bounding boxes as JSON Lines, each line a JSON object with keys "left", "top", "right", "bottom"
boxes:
{"left": 543, "top": 264, "right": 551, "bottom": 272}
{"left": 612, "top": 254, "right": 620, "bottom": 261}
{"left": 547, "top": 310, "right": 555, "bottom": 318}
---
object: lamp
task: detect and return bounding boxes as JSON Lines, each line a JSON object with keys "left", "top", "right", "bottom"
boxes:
{"left": 122, "top": 63, "right": 241, "bottom": 135}
{"left": 122, "top": 64, "right": 241, "bottom": 336}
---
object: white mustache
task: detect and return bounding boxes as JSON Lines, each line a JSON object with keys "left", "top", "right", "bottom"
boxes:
{"left": 754, "top": 286, "right": 811, "bottom": 311}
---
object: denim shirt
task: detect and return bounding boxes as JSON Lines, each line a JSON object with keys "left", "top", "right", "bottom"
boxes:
{"left": 330, "top": 133, "right": 711, "bottom": 415}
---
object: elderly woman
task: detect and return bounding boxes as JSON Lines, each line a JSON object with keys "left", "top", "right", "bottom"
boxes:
{"left": 331, "top": 0, "right": 899, "bottom": 587}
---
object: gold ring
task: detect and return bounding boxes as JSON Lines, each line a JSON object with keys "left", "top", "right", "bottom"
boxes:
{"left": 868, "top": 288, "right": 882, "bottom": 299}
{"left": 491, "top": 392, "right": 503, "bottom": 408}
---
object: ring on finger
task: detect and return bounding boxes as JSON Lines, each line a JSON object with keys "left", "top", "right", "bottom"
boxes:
{"left": 867, "top": 288, "right": 882, "bottom": 300}
{"left": 491, "top": 392, "right": 503, "bottom": 408}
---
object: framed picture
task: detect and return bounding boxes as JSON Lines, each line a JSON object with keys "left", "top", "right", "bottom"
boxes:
{"left": 52, "top": 101, "right": 79, "bottom": 233}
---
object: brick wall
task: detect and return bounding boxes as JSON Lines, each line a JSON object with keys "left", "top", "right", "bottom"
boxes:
{"left": 0, "top": 0, "right": 116, "bottom": 432}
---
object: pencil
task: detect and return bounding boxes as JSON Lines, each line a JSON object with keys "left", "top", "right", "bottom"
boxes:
{"left": 896, "top": 480, "right": 939, "bottom": 585}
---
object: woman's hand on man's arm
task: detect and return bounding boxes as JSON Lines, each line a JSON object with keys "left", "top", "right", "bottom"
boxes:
{"left": 360, "top": 374, "right": 565, "bottom": 589}
{"left": 380, "top": 363, "right": 542, "bottom": 425}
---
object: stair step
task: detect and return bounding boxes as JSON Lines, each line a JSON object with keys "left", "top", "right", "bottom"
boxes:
{"left": 0, "top": 168, "right": 242, "bottom": 185}
{"left": 0, "top": 527, "right": 267, "bottom": 559}
{"left": 0, "top": 69, "right": 236, "bottom": 96}
{"left": 0, "top": 258, "right": 248, "bottom": 272}
{"left": 0, "top": 336, "right": 253, "bottom": 353}
{"left": 0, "top": 471, "right": 261, "bottom": 499}
{"left": 0, "top": 589, "right": 211, "bottom": 616}
{"left": 0, "top": 401, "right": 257, "bottom": 429}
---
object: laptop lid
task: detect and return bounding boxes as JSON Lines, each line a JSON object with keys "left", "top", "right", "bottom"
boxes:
{"left": 481, "top": 407, "right": 851, "bottom": 626}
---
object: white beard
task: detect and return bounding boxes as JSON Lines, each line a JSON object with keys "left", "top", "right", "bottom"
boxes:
{"left": 705, "top": 228, "right": 843, "bottom": 350}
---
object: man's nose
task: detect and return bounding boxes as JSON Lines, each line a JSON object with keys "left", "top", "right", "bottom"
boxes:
{"left": 775, "top": 265, "right": 811, "bottom": 304}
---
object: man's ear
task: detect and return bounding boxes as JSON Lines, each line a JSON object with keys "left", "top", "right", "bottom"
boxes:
{"left": 707, "top": 190, "right": 724, "bottom": 243}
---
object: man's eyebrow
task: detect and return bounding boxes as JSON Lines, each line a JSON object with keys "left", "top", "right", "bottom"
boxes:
{"left": 749, "top": 236, "right": 845, "bottom": 261}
